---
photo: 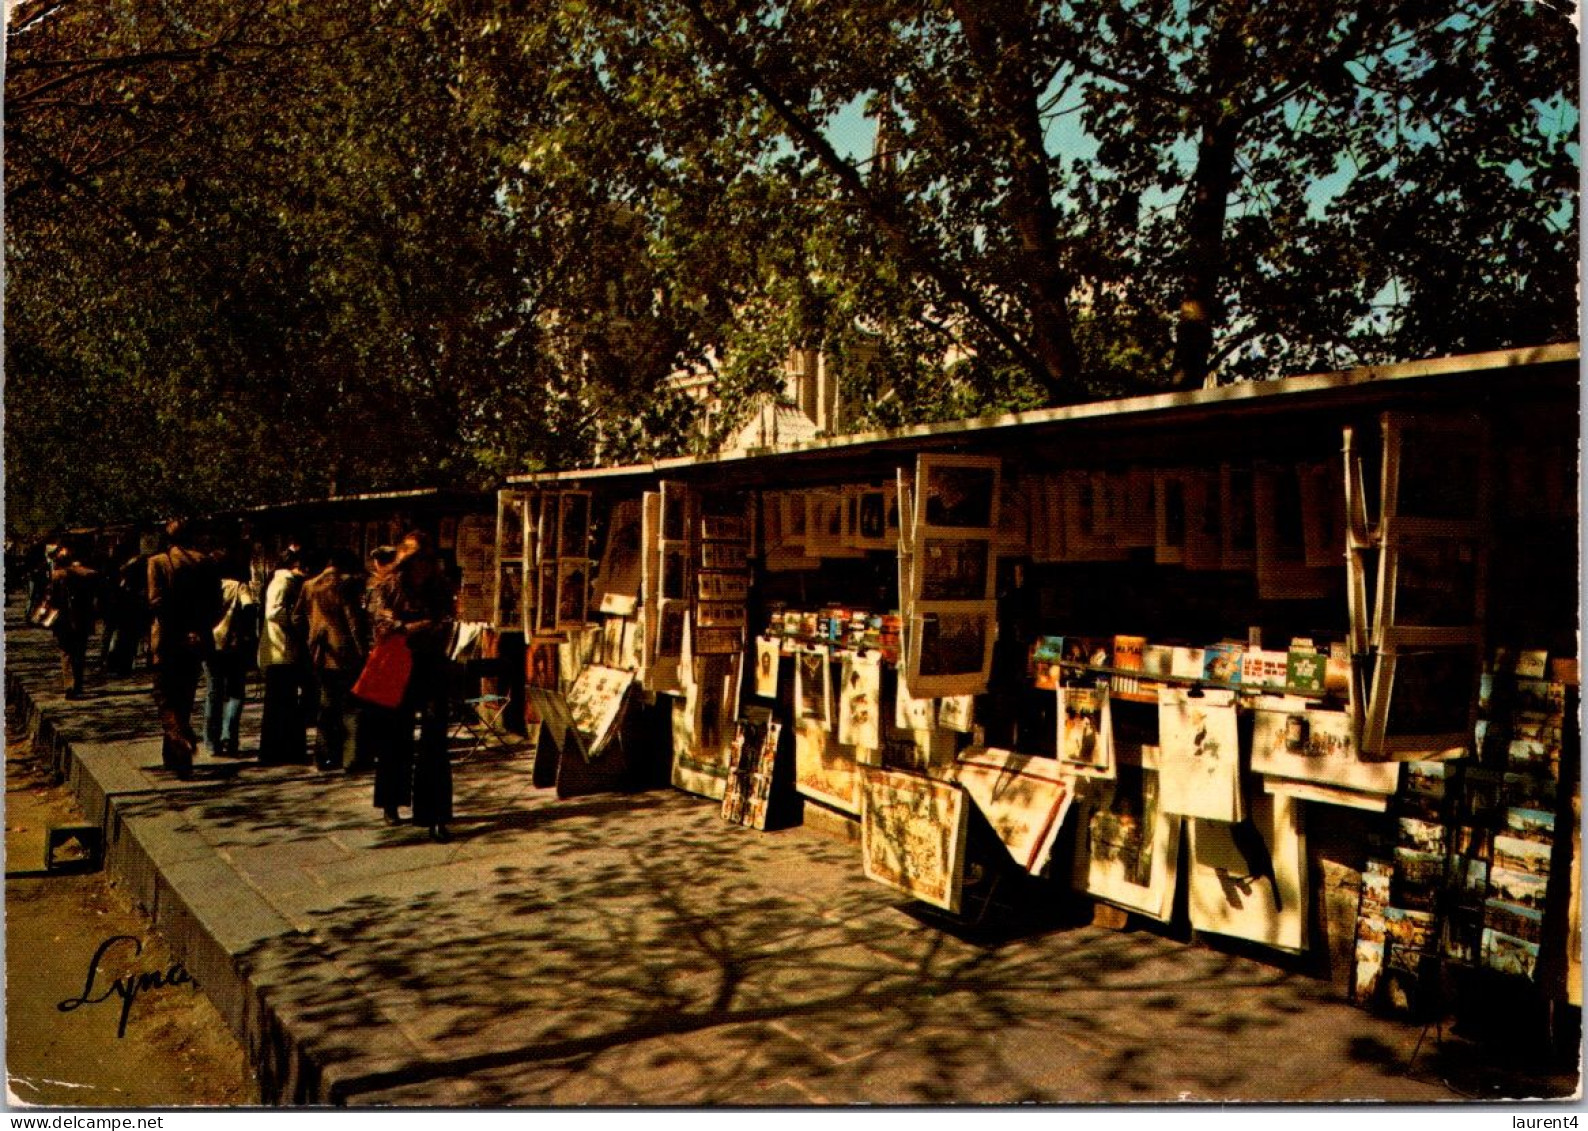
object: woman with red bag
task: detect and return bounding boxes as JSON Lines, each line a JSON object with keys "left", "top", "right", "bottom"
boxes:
{"left": 368, "top": 531, "right": 457, "bottom": 841}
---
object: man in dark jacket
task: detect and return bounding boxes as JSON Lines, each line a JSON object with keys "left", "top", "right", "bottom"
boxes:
{"left": 47, "top": 542, "right": 100, "bottom": 698}
{"left": 147, "top": 519, "right": 222, "bottom": 778}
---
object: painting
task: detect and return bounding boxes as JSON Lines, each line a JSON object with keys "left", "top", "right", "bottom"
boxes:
{"left": 795, "top": 717, "right": 861, "bottom": 815}
{"left": 914, "top": 536, "right": 994, "bottom": 602}
{"left": 536, "top": 494, "right": 561, "bottom": 560}
{"left": 1075, "top": 757, "right": 1182, "bottom": 922}
{"left": 953, "top": 748, "right": 1074, "bottom": 875}
{"left": 860, "top": 766, "right": 968, "bottom": 913}
{"left": 915, "top": 454, "right": 1001, "bottom": 532}
{"left": 1157, "top": 687, "right": 1242, "bottom": 821}
{"left": 526, "top": 636, "right": 560, "bottom": 692}
{"left": 1187, "top": 793, "right": 1307, "bottom": 953}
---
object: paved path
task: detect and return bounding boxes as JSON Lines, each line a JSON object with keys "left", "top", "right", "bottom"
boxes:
{"left": 2, "top": 606, "right": 1557, "bottom": 1106}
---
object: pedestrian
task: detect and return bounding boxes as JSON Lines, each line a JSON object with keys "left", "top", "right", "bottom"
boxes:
{"left": 351, "top": 545, "right": 399, "bottom": 774}
{"left": 204, "top": 554, "right": 258, "bottom": 759}
{"left": 47, "top": 542, "right": 100, "bottom": 698}
{"left": 147, "top": 519, "right": 222, "bottom": 778}
{"left": 257, "top": 548, "right": 313, "bottom": 764}
{"left": 370, "top": 532, "right": 457, "bottom": 841}
{"left": 297, "top": 547, "right": 367, "bottom": 771}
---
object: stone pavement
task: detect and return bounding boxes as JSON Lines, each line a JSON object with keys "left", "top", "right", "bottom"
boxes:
{"left": 3, "top": 606, "right": 1571, "bottom": 1106}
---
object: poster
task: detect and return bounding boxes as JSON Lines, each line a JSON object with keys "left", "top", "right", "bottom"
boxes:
{"left": 1057, "top": 684, "right": 1113, "bottom": 779}
{"left": 907, "top": 604, "right": 997, "bottom": 697}
{"left": 753, "top": 636, "right": 780, "bottom": 698}
{"left": 1075, "top": 755, "right": 1182, "bottom": 922}
{"left": 1248, "top": 702, "right": 1400, "bottom": 795}
{"left": 1157, "top": 688, "right": 1242, "bottom": 821}
{"left": 562, "top": 664, "right": 635, "bottom": 760}
{"left": 597, "top": 498, "right": 643, "bottom": 614}
{"left": 860, "top": 766, "right": 968, "bottom": 913}
{"left": 795, "top": 645, "right": 832, "bottom": 725}
{"left": 937, "top": 694, "right": 974, "bottom": 734}
{"left": 794, "top": 717, "right": 860, "bottom": 815}
{"left": 1187, "top": 793, "right": 1307, "bottom": 952}
{"left": 837, "top": 651, "right": 882, "bottom": 751}
{"left": 953, "top": 748, "right": 1074, "bottom": 875}
{"left": 915, "top": 454, "right": 1001, "bottom": 532}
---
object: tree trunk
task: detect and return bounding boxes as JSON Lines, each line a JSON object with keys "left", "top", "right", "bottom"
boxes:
{"left": 1171, "top": 113, "right": 1241, "bottom": 389}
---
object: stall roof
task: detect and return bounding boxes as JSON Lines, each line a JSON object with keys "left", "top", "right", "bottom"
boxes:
{"left": 216, "top": 486, "right": 493, "bottom": 523}
{"left": 507, "top": 343, "right": 1579, "bottom": 491}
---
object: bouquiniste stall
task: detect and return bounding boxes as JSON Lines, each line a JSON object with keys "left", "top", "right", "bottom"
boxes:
{"left": 496, "top": 344, "right": 1580, "bottom": 1031}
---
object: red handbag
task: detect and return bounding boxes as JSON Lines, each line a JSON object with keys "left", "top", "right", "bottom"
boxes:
{"left": 352, "top": 634, "right": 412, "bottom": 709}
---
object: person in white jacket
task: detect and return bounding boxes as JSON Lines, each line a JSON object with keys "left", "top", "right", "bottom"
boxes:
{"left": 257, "top": 550, "right": 313, "bottom": 764}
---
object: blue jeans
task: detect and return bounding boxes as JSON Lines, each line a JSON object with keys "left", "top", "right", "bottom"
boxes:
{"left": 203, "top": 652, "right": 248, "bottom": 754}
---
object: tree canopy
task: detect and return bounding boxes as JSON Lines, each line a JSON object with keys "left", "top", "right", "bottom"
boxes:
{"left": 5, "top": 0, "right": 1577, "bottom": 538}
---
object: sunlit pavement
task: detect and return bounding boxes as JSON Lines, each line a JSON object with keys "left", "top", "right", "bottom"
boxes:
{"left": 5, "top": 605, "right": 1572, "bottom": 1106}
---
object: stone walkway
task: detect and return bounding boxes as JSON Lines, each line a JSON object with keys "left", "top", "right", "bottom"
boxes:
{"left": 4, "top": 607, "right": 1573, "bottom": 1106}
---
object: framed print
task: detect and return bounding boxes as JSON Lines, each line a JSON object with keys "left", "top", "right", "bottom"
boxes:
{"left": 1059, "top": 470, "right": 1124, "bottom": 561}
{"left": 1379, "top": 411, "right": 1489, "bottom": 537}
{"left": 558, "top": 492, "right": 591, "bottom": 560}
{"left": 914, "top": 536, "right": 994, "bottom": 602}
{"left": 660, "top": 546, "right": 690, "bottom": 601}
{"left": 1182, "top": 469, "right": 1222, "bottom": 571}
{"left": 526, "top": 635, "right": 560, "bottom": 693}
{"left": 915, "top": 454, "right": 1001, "bottom": 532}
{"left": 537, "top": 493, "right": 561, "bottom": 561}
{"left": 753, "top": 636, "right": 780, "bottom": 698}
{"left": 697, "top": 570, "right": 749, "bottom": 602}
{"left": 1373, "top": 538, "right": 1485, "bottom": 647}
{"left": 853, "top": 484, "right": 892, "bottom": 549}
{"left": 1254, "top": 461, "right": 1336, "bottom": 600}
{"left": 660, "top": 479, "right": 690, "bottom": 543}
{"left": 1058, "top": 684, "right": 1114, "bottom": 779}
{"left": 535, "top": 563, "right": 559, "bottom": 634}
{"left": 598, "top": 498, "right": 644, "bottom": 614}
{"left": 555, "top": 560, "right": 588, "bottom": 629}
{"left": 700, "top": 541, "right": 748, "bottom": 571}
{"left": 1154, "top": 469, "right": 1188, "bottom": 565}
{"left": 656, "top": 600, "right": 687, "bottom": 657}
{"left": 906, "top": 603, "right": 997, "bottom": 697}
{"left": 1219, "top": 463, "right": 1257, "bottom": 570}
{"left": 1361, "top": 645, "right": 1481, "bottom": 759}
{"left": 497, "top": 491, "right": 527, "bottom": 562}
{"left": 701, "top": 512, "right": 747, "bottom": 542}
{"left": 1299, "top": 459, "right": 1346, "bottom": 569}
{"left": 495, "top": 561, "right": 524, "bottom": 631}
{"left": 860, "top": 766, "right": 968, "bottom": 913}
{"left": 696, "top": 602, "right": 746, "bottom": 629}
{"left": 806, "top": 489, "right": 860, "bottom": 557}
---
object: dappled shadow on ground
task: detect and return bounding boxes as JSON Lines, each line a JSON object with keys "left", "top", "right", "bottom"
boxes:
{"left": 8, "top": 606, "right": 1515, "bottom": 1106}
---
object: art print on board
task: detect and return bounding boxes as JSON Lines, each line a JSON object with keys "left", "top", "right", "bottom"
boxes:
{"left": 915, "top": 536, "right": 993, "bottom": 602}
{"left": 937, "top": 694, "right": 974, "bottom": 734}
{"left": 954, "top": 748, "right": 1074, "bottom": 875}
{"left": 837, "top": 651, "right": 882, "bottom": 751}
{"left": 1075, "top": 758, "right": 1183, "bottom": 922}
{"left": 563, "top": 664, "right": 635, "bottom": 760}
{"left": 909, "top": 606, "right": 995, "bottom": 695}
{"left": 1249, "top": 703, "right": 1400, "bottom": 795}
{"left": 1187, "top": 793, "right": 1306, "bottom": 952}
{"left": 1058, "top": 684, "right": 1113, "bottom": 779}
{"left": 496, "top": 562, "right": 524, "bottom": 631}
{"left": 860, "top": 766, "right": 968, "bottom": 912}
{"left": 1157, "top": 687, "right": 1242, "bottom": 821}
{"left": 598, "top": 499, "right": 644, "bottom": 611}
{"left": 754, "top": 635, "right": 780, "bottom": 698}
{"left": 915, "top": 455, "right": 1000, "bottom": 531}
{"left": 796, "top": 645, "right": 832, "bottom": 725}
{"left": 795, "top": 717, "right": 860, "bottom": 814}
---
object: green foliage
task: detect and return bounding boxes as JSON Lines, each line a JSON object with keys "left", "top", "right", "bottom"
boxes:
{"left": 5, "top": 0, "right": 1576, "bottom": 539}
